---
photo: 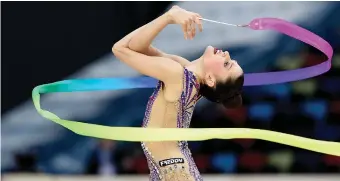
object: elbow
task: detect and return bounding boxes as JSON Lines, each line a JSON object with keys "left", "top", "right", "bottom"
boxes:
{"left": 112, "top": 43, "right": 121, "bottom": 55}
{"left": 112, "top": 43, "right": 127, "bottom": 59}
{"left": 127, "top": 41, "right": 143, "bottom": 53}
{"left": 112, "top": 43, "right": 129, "bottom": 62}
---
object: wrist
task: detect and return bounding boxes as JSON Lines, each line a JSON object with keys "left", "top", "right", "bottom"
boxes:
{"left": 163, "top": 11, "right": 174, "bottom": 24}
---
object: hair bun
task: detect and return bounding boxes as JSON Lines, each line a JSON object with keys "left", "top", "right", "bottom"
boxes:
{"left": 222, "top": 94, "right": 242, "bottom": 109}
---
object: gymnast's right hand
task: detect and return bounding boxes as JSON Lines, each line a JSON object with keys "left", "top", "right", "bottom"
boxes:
{"left": 167, "top": 5, "right": 203, "bottom": 40}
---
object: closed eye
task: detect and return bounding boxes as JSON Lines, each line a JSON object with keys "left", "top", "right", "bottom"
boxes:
{"left": 224, "top": 61, "right": 233, "bottom": 69}
{"left": 224, "top": 62, "right": 229, "bottom": 67}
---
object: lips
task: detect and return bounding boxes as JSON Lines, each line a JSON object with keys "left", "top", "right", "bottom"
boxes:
{"left": 213, "top": 47, "right": 217, "bottom": 54}
{"left": 213, "top": 47, "right": 224, "bottom": 54}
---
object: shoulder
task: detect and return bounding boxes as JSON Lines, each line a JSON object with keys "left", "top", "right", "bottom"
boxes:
{"left": 164, "top": 54, "right": 191, "bottom": 67}
{"left": 162, "top": 60, "right": 184, "bottom": 84}
{"left": 148, "top": 46, "right": 191, "bottom": 67}
{"left": 161, "top": 64, "right": 185, "bottom": 102}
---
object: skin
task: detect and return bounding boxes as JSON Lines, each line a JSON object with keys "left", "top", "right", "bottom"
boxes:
{"left": 112, "top": 7, "right": 244, "bottom": 179}
{"left": 112, "top": 5, "right": 243, "bottom": 102}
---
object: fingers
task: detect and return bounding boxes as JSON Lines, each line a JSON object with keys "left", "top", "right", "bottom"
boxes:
{"left": 181, "top": 13, "right": 203, "bottom": 40}
{"left": 191, "top": 21, "right": 196, "bottom": 38}
{"left": 186, "top": 19, "right": 193, "bottom": 39}
{"left": 182, "top": 23, "right": 188, "bottom": 39}
{"left": 194, "top": 16, "right": 203, "bottom": 32}
{"left": 188, "top": 18, "right": 196, "bottom": 39}
{"left": 188, "top": 16, "right": 201, "bottom": 40}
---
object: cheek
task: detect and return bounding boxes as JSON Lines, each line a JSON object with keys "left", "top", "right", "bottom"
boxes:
{"left": 204, "top": 61, "right": 226, "bottom": 81}
{"left": 207, "top": 59, "right": 224, "bottom": 72}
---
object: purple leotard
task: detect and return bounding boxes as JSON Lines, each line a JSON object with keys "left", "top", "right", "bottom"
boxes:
{"left": 141, "top": 68, "right": 203, "bottom": 181}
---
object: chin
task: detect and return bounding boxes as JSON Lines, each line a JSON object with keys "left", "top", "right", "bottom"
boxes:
{"left": 206, "top": 45, "right": 214, "bottom": 52}
{"left": 203, "top": 46, "right": 214, "bottom": 57}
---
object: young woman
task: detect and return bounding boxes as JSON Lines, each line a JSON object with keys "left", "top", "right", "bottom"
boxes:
{"left": 113, "top": 5, "right": 244, "bottom": 181}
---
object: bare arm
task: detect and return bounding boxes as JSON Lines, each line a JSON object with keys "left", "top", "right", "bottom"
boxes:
{"left": 147, "top": 46, "right": 191, "bottom": 67}
{"left": 127, "top": 6, "right": 202, "bottom": 66}
{"left": 112, "top": 6, "right": 202, "bottom": 83}
{"left": 114, "top": 24, "right": 190, "bottom": 67}
{"left": 112, "top": 13, "right": 183, "bottom": 84}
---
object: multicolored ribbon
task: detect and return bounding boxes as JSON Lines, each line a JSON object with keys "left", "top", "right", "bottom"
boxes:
{"left": 32, "top": 18, "right": 340, "bottom": 156}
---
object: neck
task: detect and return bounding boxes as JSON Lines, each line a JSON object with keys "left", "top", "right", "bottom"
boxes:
{"left": 185, "top": 57, "right": 205, "bottom": 84}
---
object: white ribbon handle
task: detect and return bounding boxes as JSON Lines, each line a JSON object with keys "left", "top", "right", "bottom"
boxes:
{"left": 199, "top": 18, "right": 248, "bottom": 27}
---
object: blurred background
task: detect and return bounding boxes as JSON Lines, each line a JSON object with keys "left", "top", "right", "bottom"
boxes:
{"left": 2, "top": 1, "right": 340, "bottom": 181}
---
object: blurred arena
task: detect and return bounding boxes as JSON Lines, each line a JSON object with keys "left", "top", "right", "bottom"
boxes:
{"left": 1, "top": 1, "right": 340, "bottom": 181}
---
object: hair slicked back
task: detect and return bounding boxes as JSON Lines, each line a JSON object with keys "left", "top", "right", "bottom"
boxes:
{"left": 199, "top": 74, "right": 244, "bottom": 108}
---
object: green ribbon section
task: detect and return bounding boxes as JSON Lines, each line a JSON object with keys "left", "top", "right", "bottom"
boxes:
{"left": 32, "top": 83, "right": 340, "bottom": 156}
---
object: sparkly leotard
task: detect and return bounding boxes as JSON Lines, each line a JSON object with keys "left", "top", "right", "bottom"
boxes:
{"left": 141, "top": 68, "right": 203, "bottom": 181}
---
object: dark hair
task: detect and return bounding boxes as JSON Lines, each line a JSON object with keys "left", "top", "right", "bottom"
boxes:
{"left": 199, "top": 74, "right": 244, "bottom": 108}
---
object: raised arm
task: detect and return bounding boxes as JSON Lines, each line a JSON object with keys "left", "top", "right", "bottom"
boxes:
{"left": 128, "top": 6, "right": 202, "bottom": 66}
{"left": 112, "top": 12, "right": 182, "bottom": 84}
{"left": 112, "top": 6, "right": 202, "bottom": 83}
{"left": 147, "top": 46, "right": 192, "bottom": 67}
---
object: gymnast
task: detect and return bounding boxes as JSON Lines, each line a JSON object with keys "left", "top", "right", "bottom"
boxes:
{"left": 112, "top": 5, "right": 244, "bottom": 181}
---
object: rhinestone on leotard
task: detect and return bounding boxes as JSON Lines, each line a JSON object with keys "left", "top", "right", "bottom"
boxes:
{"left": 141, "top": 68, "right": 203, "bottom": 181}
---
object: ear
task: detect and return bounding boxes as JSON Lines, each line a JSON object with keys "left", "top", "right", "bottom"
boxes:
{"left": 204, "top": 72, "right": 216, "bottom": 88}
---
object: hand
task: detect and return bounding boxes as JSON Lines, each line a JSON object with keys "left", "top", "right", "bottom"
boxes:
{"left": 167, "top": 6, "right": 203, "bottom": 40}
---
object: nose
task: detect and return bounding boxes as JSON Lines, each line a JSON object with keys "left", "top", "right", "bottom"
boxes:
{"left": 224, "top": 51, "right": 230, "bottom": 59}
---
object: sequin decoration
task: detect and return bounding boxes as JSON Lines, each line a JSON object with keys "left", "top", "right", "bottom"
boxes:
{"left": 161, "top": 165, "right": 191, "bottom": 181}
{"left": 141, "top": 68, "right": 203, "bottom": 181}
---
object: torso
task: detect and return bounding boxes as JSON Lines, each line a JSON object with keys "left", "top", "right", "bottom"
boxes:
{"left": 141, "top": 68, "right": 203, "bottom": 181}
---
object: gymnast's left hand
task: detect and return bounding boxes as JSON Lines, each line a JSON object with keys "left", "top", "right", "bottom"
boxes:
{"left": 166, "top": 5, "right": 203, "bottom": 40}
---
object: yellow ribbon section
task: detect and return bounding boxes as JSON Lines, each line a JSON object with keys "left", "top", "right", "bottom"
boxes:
{"left": 32, "top": 87, "right": 340, "bottom": 157}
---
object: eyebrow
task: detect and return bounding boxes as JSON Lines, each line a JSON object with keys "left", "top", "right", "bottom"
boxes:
{"left": 229, "top": 63, "right": 233, "bottom": 70}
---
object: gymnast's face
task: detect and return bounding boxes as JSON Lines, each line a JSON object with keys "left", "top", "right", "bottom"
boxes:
{"left": 202, "top": 46, "right": 243, "bottom": 88}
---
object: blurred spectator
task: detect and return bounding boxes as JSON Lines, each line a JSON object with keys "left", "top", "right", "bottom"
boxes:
{"left": 86, "top": 140, "right": 118, "bottom": 175}
{"left": 11, "top": 152, "right": 39, "bottom": 173}
{"left": 2, "top": 1, "right": 340, "bottom": 175}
